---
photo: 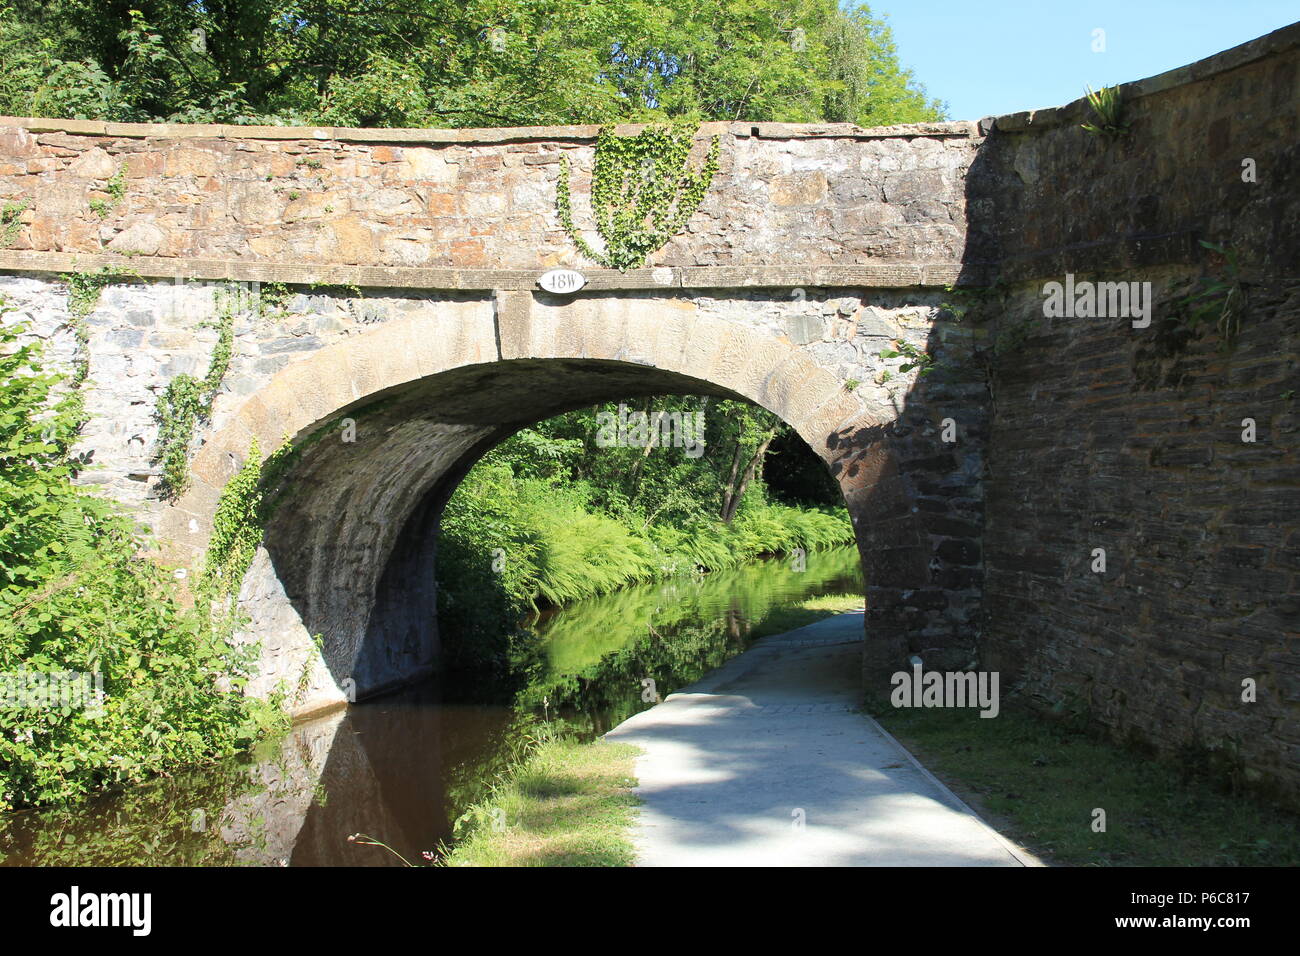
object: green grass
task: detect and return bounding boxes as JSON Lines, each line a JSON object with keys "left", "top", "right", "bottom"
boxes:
{"left": 747, "top": 593, "right": 863, "bottom": 641}
{"left": 442, "top": 738, "right": 642, "bottom": 867}
{"left": 876, "top": 702, "right": 1300, "bottom": 866}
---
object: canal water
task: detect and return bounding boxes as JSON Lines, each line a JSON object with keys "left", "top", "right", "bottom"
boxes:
{"left": 0, "top": 546, "right": 862, "bottom": 866}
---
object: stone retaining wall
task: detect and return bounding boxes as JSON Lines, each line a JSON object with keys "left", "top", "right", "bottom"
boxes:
{"left": 973, "top": 23, "right": 1300, "bottom": 798}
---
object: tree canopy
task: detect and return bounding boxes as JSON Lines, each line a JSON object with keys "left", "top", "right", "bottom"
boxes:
{"left": 0, "top": 0, "right": 945, "bottom": 127}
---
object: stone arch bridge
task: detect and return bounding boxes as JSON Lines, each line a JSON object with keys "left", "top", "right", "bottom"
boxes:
{"left": 1, "top": 26, "right": 1297, "bottom": 799}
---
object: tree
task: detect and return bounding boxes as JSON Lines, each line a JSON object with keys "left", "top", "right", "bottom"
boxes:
{"left": 716, "top": 401, "right": 783, "bottom": 523}
{"left": 0, "top": 0, "right": 945, "bottom": 127}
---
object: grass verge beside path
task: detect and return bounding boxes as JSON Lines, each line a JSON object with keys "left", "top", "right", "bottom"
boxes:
{"left": 877, "top": 704, "right": 1300, "bottom": 866}
{"left": 442, "top": 738, "right": 642, "bottom": 867}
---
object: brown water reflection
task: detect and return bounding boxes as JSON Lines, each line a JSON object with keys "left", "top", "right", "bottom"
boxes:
{"left": 0, "top": 546, "right": 862, "bottom": 866}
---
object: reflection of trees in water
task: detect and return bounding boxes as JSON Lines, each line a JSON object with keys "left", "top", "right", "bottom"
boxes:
{"left": 518, "top": 545, "right": 864, "bottom": 735}
{"left": 435, "top": 546, "right": 865, "bottom": 833}
{"left": 526, "top": 618, "right": 733, "bottom": 736}
{"left": 533, "top": 544, "right": 862, "bottom": 666}
{"left": 0, "top": 751, "right": 271, "bottom": 866}
{"left": 0, "top": 710, "right": 348, "bottom": 867}
{"left": 0, "top": 548, "right": 864, "bottom": 866}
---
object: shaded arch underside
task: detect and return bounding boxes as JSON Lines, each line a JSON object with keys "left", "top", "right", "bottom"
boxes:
{"left": 262, "top": 358, "right": 765, "bottom": 701}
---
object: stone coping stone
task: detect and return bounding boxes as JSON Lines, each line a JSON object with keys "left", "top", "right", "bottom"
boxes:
{"left": 0, "top": 117, "right": 979, "bottom": 144}
{"left": 0, "top": 251, "right": 990, "bottom": 290}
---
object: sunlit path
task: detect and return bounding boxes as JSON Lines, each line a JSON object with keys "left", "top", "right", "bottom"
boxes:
{"left": 607, "top": 613, "right": 1038, "bottom": 867}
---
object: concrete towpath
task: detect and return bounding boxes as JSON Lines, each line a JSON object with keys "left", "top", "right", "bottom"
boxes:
{"left": 604, "top": 612, "right": 1037, "bottom": 867}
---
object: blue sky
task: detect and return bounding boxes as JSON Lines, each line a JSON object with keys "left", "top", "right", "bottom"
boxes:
{"left": 871, "top": 1, "right": 1299, "bottom": 120}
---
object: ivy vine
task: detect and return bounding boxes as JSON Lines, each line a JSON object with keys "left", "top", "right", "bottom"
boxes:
{"left": 198, "top": 404, "right": 393, "bottom": 598}
{"left": 199, "top": 436, "right": 292, "bottom": 600}
{"left": 257, "top": 280, "right": 292, "bottom": 317}
{"left": 89, "top": 167, "right": 127, "bottom": 218}
{"left": 154, "top": 290, "right": 237, "bottom": 500}
{"left": 556, "top": 122, "right": 720, "bottom": 271}
{"left": 63, "top": 265, "right": 137, "bottom": 319}
{"left": 60, "top": 265, "right": 137, "bottom": 389}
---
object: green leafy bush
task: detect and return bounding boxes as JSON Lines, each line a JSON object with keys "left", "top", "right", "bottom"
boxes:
{"left": 0, "top": 306, "right": 280, "bottom": 811}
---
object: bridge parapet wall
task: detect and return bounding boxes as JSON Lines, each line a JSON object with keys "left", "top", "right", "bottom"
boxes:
{"left": 0, "top": 119, "right": 979, "bottom": 274}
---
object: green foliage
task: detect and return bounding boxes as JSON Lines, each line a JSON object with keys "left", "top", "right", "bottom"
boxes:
{"left": 0, "top": 1, "right": 942, "bottom": 128}
{"left": 256, "top": 281, "right": 292, "bottom": 317}
{"left": 59, "top": 265, "right": 137, "bottom": 391}
{"left": 0, "top": 303, "right": 278, "bottom": 811}
{"left": 818, "top": 5, "right": 947, "bottom": 125}
{"left": 878, "top": 338, "right": 935, "bottom": 376}
{"left": 939, "top": 281, "right": 1004, "bottom": 324}
{"left": 1170, "top": 240, "right": 1247, "bottom": 350}
{"left": 528, "top": 545, "right": 861, "bottom": 697}
{"left": 0, "top": 5, "right": 129, "bottom": 120}
{"left": 200, "top": 437, "right": 292, "bottom": 600}
{"left": 437, "top": 397, "right": 854, "bottom": 672}
{"left": 310, "top": 280, "right": 362, "bottom": 300}
{"left": 441, "top": 734, "right": 642, "bottom": 867}
{"left": 154, "top": 300, "right": 235, "bottom": 499}
{"left": 557, "top": 123, "right": 720, "bottom": 270}
{"left": 880, "top": 700, "right": 1300, "bottom": 866}
{"left": 941, "top": 283, "right": 1036, "bottom": 382}
{"left": 0, "top": 199, "right": 27, "bottom": 249}
{"left": 88, "top": 166, "right": 126, "bottom": 218}
{"left": 0, "top": 749, "right": 272, "bottom": 864}
{"left": 318, "top": 53, "right": 434, "bottom": 129}
{"left": 153, "top": 376, "right": 204, "bottom": 496}
{"left": 62, "top": 265, "right": 135, "bottom": 319}
{"left": 1081, "top": 84, "right": 1128, "bottom": 138}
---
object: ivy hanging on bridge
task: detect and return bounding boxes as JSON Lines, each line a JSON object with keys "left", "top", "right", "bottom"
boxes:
{"left": 1, "top": 200, "right": 28, "bottom": 250}
{"left": 64, "top": 266, "right": 139, "bottom": 386}
{"left": 200, "top": 435, "right": 293, "bottom": 601}
{"left": 154, "top": 288, "right": 237, "bottom": 500}
{"left": 556, "top": 123, "right": 720, "bottom": 271}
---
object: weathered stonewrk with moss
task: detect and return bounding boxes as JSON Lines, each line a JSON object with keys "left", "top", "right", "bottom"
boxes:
{"left": 0, "top": 23, "right": 1296, "bottom": 802}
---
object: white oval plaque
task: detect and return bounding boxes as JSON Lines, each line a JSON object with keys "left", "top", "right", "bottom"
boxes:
{"left": 538, "top": 268, "right": 587, "bottom": 295}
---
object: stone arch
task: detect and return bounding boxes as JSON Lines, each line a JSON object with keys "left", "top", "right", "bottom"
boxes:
{"left": 158, "top": 291, "right": 926, "bottom": 714}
